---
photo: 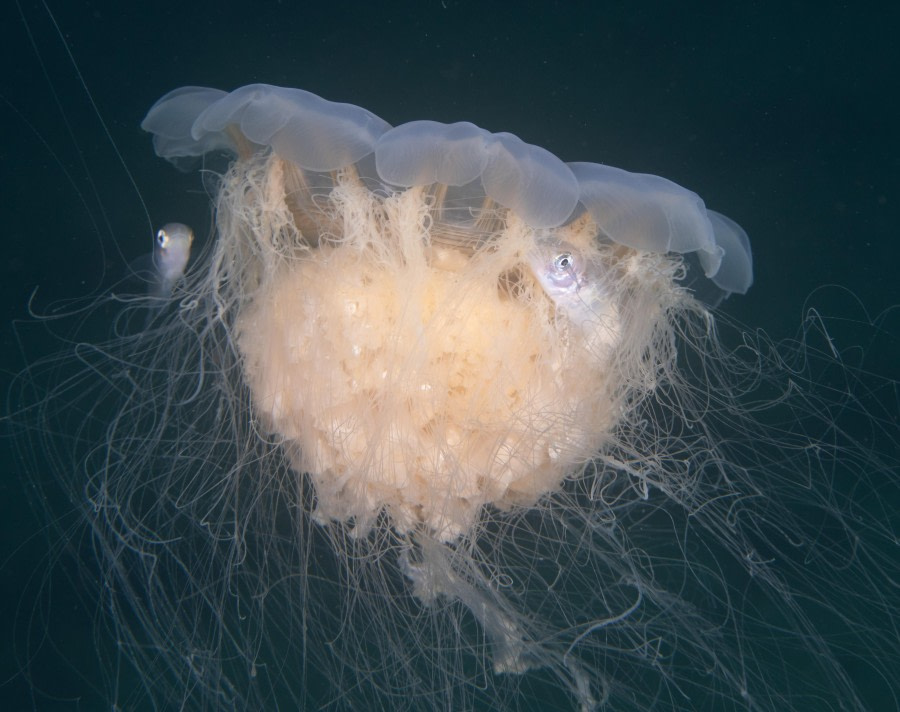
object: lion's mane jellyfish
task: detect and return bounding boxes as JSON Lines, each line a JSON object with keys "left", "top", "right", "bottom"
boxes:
{"left": 14, "top": 84, "right": 898, "bottom": 711}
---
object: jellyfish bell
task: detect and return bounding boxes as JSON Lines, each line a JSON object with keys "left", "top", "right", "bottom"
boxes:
{"left": 10, "top": 77, "right": 898, "bottom": 712}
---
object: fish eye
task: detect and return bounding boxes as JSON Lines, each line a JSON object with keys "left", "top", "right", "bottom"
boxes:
{"left": 157, "top": 229, "right": 169, "bottom": 248}
{"left": 554, "top": 252, "right": 574, "bottom": 272}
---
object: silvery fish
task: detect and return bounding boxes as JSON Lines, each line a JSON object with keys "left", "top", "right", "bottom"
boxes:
{"left": 153, "top": 222, "right": 194, "bottom": 297}
{"left": 526, "top": 238, "right": 610, "bottom": 330}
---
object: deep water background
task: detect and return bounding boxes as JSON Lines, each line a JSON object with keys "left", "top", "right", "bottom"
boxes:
{"left": 1, "top": 1, "right": 897, "bottom": 710}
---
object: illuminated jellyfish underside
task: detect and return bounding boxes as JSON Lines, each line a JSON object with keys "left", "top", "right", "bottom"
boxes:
{"left": 19, "top": 84, "right": 898, "bottom": 712}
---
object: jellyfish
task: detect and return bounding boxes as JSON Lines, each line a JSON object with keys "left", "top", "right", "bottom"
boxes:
{"left": 10, "top": 82, "right": 898, "bottom": 712}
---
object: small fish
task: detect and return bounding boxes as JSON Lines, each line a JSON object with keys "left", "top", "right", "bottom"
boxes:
{"left": 526, "top": 238, "right": 605, "bottom": 329}
{"left": 153, "top": 222, "right": 194, "bottom": 297}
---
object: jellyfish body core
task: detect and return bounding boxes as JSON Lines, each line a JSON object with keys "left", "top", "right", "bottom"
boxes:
{"left": 232, "top": 160, "right": 672, "bottom": 542}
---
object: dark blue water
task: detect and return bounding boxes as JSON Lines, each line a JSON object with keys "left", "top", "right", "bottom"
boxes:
{"left": 2, "top": 1, "right": 897, "bottom": 710}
